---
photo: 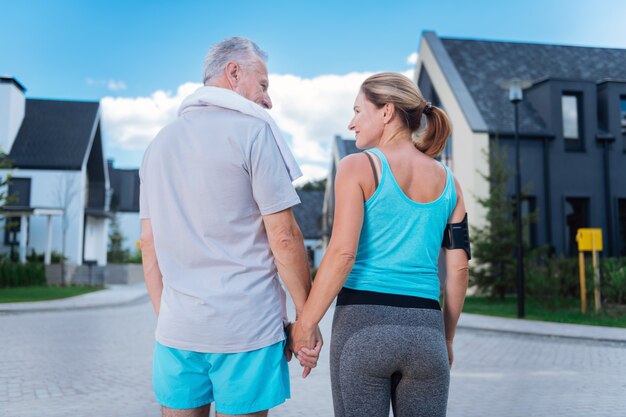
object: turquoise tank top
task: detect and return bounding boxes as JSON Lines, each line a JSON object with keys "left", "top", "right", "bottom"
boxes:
{"left": 344, "top": 148, "right": 457, "bottom": 301}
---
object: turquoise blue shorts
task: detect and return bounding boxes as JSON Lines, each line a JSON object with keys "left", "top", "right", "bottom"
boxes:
{"left": 153, "top": 340, "right": 290, "bottom": 414}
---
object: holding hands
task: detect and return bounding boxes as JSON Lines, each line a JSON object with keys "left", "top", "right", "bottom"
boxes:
{"left": 286, "top": 321, "right": 323, "bottom": 378}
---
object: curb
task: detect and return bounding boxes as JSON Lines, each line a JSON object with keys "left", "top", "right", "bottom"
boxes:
{"left": 457, "top": 313, "right": 626, "bottom": 344}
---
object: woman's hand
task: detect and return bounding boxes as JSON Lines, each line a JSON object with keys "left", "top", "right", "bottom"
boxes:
{"left": 446, "top": 339, "right": 454, "bottom": 368}
{"left": 290, "top": 320, "right": 323, "bottom": 378}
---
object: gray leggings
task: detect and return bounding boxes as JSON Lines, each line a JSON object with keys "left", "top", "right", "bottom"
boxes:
{"left": 330, "top": 304, "right": 450, "bottom": 417}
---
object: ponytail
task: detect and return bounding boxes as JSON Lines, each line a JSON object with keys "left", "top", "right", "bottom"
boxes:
{"left": 360, "top": 72, "right": 452, "bottom": 158}
{"left": 413, "top": 104, "right": 451, "bottom": 158}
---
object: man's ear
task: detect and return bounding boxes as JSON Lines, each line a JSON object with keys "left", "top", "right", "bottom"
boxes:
{"left": 225, "top": 62, "right": 240, "bottom": 88}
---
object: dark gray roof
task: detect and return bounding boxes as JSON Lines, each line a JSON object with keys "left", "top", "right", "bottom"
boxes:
{"left": 439, "top": 37, "right": 626, "bottom": 135}
{"left": 293, "top": 190, "right": 324, "bottom": 239}
{"left": 108, "top": 161, "right": 140, "bottom": 213}
{"left": 8, "top": 98, "right": 100, "bottom": 169}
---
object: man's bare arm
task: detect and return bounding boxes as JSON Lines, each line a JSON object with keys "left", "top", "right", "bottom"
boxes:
{"left": 262, "top": 208, "right": 311, "bottom": 317}
{"left": 140, "top": 219, "right": 163, "bottom": 316}
{"left": 263, "top": 208, "right": 322, "bottom": 377}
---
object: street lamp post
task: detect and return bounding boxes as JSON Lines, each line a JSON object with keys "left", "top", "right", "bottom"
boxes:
{"left": 500, "top": 79, "right": 531, "bottom": 319}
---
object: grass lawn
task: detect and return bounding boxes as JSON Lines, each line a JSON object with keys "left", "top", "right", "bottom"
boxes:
{"left": 463, "top": 296, "right": 626, "bottom": 328}
{"left": 0, "top": 285, "right": 103, "bottom": 303}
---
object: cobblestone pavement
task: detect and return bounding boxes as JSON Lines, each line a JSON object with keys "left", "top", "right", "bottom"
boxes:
{"left": 1, "top": 298, "right": 625, "bottom": 417}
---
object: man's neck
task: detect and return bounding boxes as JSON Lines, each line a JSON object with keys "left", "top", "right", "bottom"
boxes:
{"left": 206, "top": 76, "right": 233, "bottom": 91}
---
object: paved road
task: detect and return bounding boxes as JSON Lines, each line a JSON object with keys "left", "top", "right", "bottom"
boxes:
{"left": 1, "top": 298, "right": 625, "bottom": 417}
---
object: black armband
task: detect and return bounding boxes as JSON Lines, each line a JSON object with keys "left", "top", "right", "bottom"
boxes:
{"left": 442, "top": 213, "right": 471, "bottom": 260}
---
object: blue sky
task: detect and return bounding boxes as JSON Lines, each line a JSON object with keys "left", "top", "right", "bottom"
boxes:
{"left": 2, "top": 0, "right": 626, "bottom": 177}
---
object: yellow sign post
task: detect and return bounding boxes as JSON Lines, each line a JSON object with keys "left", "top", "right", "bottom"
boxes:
{"left": 576, "top": 228, "right": 603, "bottom": 314}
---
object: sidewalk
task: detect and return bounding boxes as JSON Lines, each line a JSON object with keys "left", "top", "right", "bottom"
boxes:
{"left": 2, "top": 284, "right": 625, "bottom": 343}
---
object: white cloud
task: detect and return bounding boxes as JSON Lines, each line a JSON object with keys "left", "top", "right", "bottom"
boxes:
{"left": 107, "top": 80, "right": 127, "bottom": 91}
{"left": 87, "top": 78, "right": 128, "bottom": 91}
{"left": 267, "top": 72, "right": 372, "bottom": 166}
{"left": 101, "top": 82, "right": 199, "bottom": 150}
{"left": 407, "top": 52, "right": 419, "bottom": 66}
{"left": 101, "top": 69, "right": 414, "bottom": 183}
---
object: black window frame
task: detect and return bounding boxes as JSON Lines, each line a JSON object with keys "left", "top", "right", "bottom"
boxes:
{"left": 564, "top": 196, "right": 590, "bottom": 256}
{"left": 562, "top": 92, "right": 585, "bottom": 152}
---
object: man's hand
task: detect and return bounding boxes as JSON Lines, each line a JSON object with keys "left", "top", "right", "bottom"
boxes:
{"left": 283, "top": 323, "right": 294, "bottom": 362}
{"left": 289, "top": 321, "right": 323, "bottom": 378}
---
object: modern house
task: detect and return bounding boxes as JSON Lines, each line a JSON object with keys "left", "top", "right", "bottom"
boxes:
{"left": 293, "top": 189, "right": 324, "bottom": 268}
{"left": 107, "top": 160, "right": 140, "bottom": 254}
{"left": 0, "top": 76, "right": 111, "bottom": 266}
{"left": 414, "top": 32, "right": 626, "bottom": 257}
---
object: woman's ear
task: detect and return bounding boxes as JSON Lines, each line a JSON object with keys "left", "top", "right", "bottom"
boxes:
{"left": 382, "top": 102, "right": 395, "bottom": 124}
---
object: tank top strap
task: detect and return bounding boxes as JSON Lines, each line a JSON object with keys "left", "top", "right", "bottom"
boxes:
{"left": 440, "top": 162, "right": 457, "bottom": 211}
{"left": 366, "top": 148, "right": 389, "bottom": 173}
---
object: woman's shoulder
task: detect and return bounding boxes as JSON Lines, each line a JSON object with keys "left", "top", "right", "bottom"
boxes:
{"left": 336, "top": 152, "right": 374, "bottom": 185}
{"left": 339, "top": 152, "right": 371, "bottom": 171}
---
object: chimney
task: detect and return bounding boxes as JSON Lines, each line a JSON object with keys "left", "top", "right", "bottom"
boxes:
{"left": 0, "top": 76, "right": 26, "bottom": 155}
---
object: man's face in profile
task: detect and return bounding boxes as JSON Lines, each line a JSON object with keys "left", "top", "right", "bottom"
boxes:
{"left": 235, "top": 59, "right": 273, "bottom": 109}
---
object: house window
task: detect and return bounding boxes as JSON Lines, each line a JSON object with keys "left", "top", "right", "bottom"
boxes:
{"left": 565, "top": 197, "right": 590, "bottom": 256}
{"left": 7, "top": 177, "right": 31, "bottom": 207}
{"left": 619, "top": 96, "right": 626, "bottom": 151}
{"left": 562, "top": 93, "right": 584, "bottom": 151}
{"left": 619, "top": 199, "right": 626, "bottom": 256}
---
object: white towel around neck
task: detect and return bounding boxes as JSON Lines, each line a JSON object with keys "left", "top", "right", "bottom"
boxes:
{"left": 178, "top": 86, "right": 302, "bottom": 182}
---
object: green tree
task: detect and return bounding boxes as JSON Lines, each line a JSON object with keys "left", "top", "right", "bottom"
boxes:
{"left": 471, "top": 140, "right": 537, "bottom": 299}
{"left": 0, "top": 150, "right": 13, "bottom": 208}
{"left": 296, "top": 178, "right": 327, "bottom": 192}
{"left": 0, "top": 151, "right": 15, "bottom": 259}
{"left": 107, "top": 213, "right": 129, "bottom": 263}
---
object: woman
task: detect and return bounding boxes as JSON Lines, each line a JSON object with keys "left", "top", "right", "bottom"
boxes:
{"left": 292, "top": 72, "right": 469, "bottom": 417}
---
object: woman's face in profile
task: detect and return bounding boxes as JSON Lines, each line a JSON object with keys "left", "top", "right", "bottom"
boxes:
{"left": 348, "top": 91, "right": 384, "bottom": 149}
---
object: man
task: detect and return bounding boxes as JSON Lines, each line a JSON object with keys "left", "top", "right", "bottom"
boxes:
{"left": 140, "top": 37, "right": 321, "bottom": 417}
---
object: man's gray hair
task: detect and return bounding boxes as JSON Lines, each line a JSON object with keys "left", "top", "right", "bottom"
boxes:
{"left": 203, "top": 37, "right": 268, "bottom": 85}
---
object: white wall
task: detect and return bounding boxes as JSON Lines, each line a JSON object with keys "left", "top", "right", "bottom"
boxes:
{"left": 418, "top": 39, "right": 490, "bottom": 231}
{"left": 0, "top": 169, "right": 88, "bottom": 264}
{"left": 84, "top": 216, "right": 108, "bottom": 265}
{"left": 0, "top": 81, "right": 25, "bottom": 154}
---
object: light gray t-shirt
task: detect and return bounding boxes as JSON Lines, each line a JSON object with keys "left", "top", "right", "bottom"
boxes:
{"left": 139, "top": 106, "right": 301, "bottom": 353}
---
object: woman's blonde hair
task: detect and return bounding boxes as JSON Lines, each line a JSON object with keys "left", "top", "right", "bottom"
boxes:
{"left": 360, "top": 72, "right": 451, "bottom": 158}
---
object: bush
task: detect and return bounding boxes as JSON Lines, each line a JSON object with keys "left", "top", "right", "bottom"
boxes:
{"left": 127, "top": 250, "right": 142, "bottom": 264}
{"left": 524, "top": 253, "right": 626, "bottom": 306}
{"left": 0, "top": 261, "right": 46, "bottom": 288}
{"left": 26, "top": 249, "right": 67, "bottom": 264}
{"left": 602, "top": 258, "right": 626, "bottom": 305}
